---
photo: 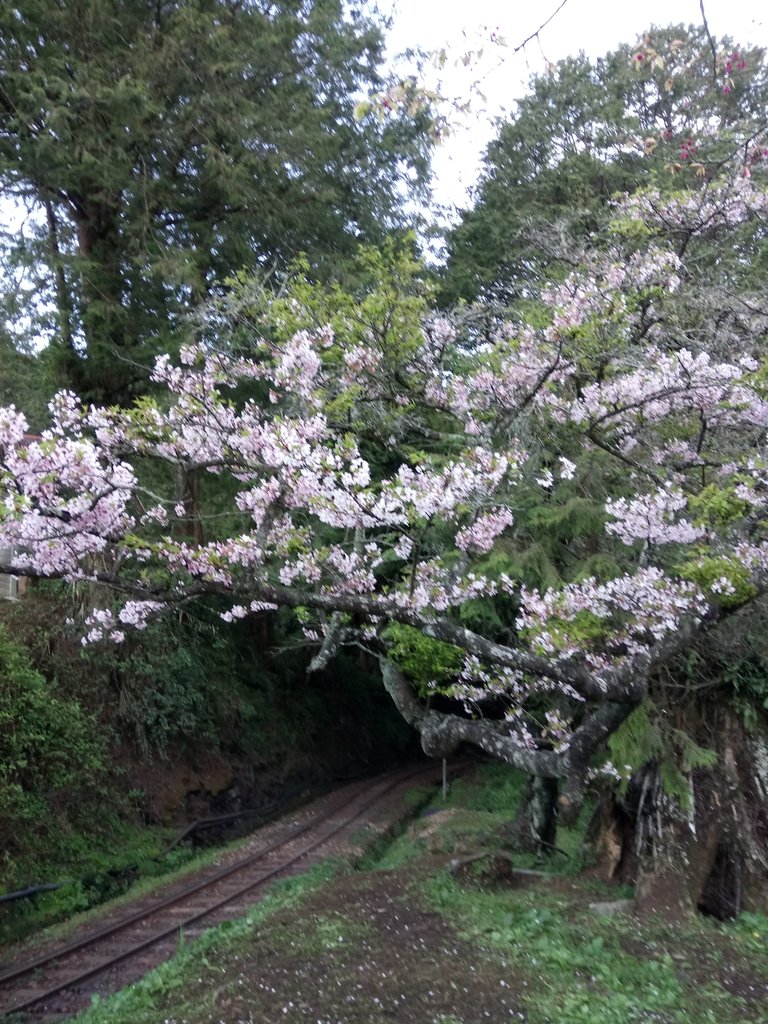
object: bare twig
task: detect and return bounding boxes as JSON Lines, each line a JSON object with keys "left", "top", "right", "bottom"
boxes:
{"left": 699, "top": 0, "right": 719, "bottom": 86}
{"left": 511, "top": 0, "right": 571, "bottom": 57}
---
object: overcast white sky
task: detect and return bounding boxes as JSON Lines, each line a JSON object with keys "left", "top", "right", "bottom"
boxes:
{"left": 385, "top": 0, "right": 767, "bottom": 214}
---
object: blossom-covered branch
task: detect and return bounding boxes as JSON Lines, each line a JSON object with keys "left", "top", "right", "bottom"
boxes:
{"left": 3, "top": 172, "right": 768, "bottom": 797}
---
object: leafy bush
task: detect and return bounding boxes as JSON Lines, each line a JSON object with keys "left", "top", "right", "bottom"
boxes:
{"left": 0, "top": 624, "right": 108, "bottom": 886}
{"left": 81, "top": 614, "right": 224, "bottom": 756}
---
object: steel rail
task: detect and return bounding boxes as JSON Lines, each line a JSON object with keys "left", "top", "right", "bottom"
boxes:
{"left": 0, "top": 762, "right": 438, "bottom": 1018}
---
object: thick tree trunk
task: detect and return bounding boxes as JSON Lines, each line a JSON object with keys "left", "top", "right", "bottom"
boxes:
{"left": 586, "top": 710, "right": 768, "bottom": 919}
{"left": 502, "top": 775, "right": 560, "bottom": 855}
{"left": 62, "top": 197, "right": 137, "bottom": 404}
{"left": 43, "top": 198, "right": 75, "bottom": 353}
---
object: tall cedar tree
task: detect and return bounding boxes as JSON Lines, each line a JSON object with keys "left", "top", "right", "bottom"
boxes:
{"left": 0, "top": 0, "right": 432, "bottom": 403}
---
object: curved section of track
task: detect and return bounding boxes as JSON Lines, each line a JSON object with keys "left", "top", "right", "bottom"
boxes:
{"left": 0, "top": 762, "right": 446, "bottom": 1019}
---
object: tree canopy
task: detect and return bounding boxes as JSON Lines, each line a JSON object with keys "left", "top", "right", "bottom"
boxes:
{"left": 0, "top": 0, "right": 433, "bottom": 402}
{"left": 3, "top": 166, "right": 768, "bottom": 808}
{"left": 3, "top": 20, "right": 768, "bottom": 917}
{"left": 441, "top": 24, "right": 768, "bottom": 307}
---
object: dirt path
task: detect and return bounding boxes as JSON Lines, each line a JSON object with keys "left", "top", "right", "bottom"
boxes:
{"left": 185, "top": 866, "right": 525, "bottom": 1024}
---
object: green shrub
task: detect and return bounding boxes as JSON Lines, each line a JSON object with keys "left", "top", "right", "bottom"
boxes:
{"left": 0, "top": 624, "right": 108, "bottom": 887}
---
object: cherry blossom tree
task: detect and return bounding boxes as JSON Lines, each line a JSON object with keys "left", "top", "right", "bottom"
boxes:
{"left": 3, "top": 170, "right": 768, "bottom": 914}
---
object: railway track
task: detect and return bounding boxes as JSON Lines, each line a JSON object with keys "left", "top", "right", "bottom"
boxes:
{"left": 0, "top": 762, "right": 445, "bottom": 1020}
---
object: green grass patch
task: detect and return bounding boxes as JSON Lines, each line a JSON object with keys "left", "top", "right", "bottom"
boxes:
{"left": 362, "top": 762, "right": 527, "bottom": 870}
{"left": 72, "top": 861, "right": 339, "bottom": 1024}
{"left": 419, "top": 871, "right": 766, "bottom": 1023}
{"left": 443, "top": 762, "right": 527, "bottom": 813}
{"left": 365, "top": 761, "right": 588, "bottom": 873}
{"left": 274, "top": 909, "right": 375, "bottom": 957}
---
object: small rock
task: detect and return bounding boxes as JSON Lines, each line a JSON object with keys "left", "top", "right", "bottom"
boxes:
{"left": 588, "top": 899, "right": 634, "bottom": 916}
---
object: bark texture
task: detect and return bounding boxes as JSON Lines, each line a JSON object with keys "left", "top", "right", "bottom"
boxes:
{"left": 586, "top": 710, "right": 768, "bottom": 918}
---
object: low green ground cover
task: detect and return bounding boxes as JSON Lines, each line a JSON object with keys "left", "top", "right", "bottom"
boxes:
{"left": 0, "top": 824, "right": 189, "bottom": 945}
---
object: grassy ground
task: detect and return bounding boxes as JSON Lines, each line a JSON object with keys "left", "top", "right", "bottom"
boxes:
{"left": 44, "top": 763, "right": 768, "bottom": 1024}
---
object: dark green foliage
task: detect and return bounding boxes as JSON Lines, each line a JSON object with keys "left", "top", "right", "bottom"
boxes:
{"left": 441, "top": 25, "right": 768, "bottom": 307}
{"left": 6, "top": 584, "right": 412, "bottom": 770}
{"left": 442, "top": 53, "right": 640, "bottom": 306}
{"left": 80, "top": 614, "right": 226, "bottom": 756}
{"left": 607, "top": 701, "right": 717, "bottom": 810}
{"left": 0, "top": 622, "right": 108, "bottom": 885}
{"left": 672, "top": 626, "right": 768, "bottom": 732}
{"left": 0, "top": 0, "right": 433, "bottom": 401}
{"left": 0, "top": 330, "right": 56, "bottom": 430}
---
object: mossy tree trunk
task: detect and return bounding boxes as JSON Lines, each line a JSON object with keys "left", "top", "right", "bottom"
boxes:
{"left": 586, "top": 709, "right": 768, "bottom": 918}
